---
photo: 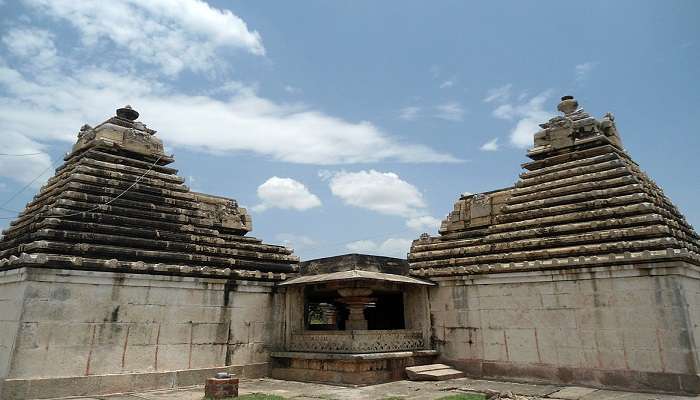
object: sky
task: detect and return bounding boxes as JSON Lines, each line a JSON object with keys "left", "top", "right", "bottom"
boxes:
{"left": 0, "top": 0, "right": 698, "bottom": 260}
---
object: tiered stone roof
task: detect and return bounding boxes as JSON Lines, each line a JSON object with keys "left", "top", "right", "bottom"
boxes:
{"left": 409, "top": 96, "right": 700, "bottom": 277}
{"left": 0, "top": 106, "right": 298, "bottom": 280}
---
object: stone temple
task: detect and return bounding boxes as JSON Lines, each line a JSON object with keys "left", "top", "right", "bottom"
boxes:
{"left": 0, "top": 96, "right": 699, "bottom": 398}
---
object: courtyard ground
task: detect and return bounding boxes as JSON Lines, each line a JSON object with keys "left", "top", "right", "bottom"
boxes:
{"left": 55, "top": 377, "right": 698, "bottom": 400}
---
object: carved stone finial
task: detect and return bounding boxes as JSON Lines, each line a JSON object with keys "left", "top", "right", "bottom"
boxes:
{"left": 557, "top": 95, "right": 578, "bottom": 115}
{"left": 116, "top": 105, "right": 139, "bottom": 121}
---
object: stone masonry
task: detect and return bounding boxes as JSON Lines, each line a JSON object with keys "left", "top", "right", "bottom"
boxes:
{"left": 409, "top": 96, "right": 700, "bottom": 393}
{"left": 0, "top": 106, "right": 299, "bottom": 398}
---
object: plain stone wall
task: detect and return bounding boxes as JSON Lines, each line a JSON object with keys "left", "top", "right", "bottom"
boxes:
{"left": 0, "top": 272, "right": 25, "bottom": 380}
{"left": 429, "top": 262, "right": 700, "bottom": 393}
{"left": 0, "top": 267, "right": 275, "bottom": 381}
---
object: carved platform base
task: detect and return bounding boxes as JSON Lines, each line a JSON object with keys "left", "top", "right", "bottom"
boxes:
{"left": 270, "top": 350, "right": 438, "bottom": 386}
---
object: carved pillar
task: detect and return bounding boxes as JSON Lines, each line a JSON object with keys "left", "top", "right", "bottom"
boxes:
{"left": 337, "top": 288, "right": 375, "bottom": 331}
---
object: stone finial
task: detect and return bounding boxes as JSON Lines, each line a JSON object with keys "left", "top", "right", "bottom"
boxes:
{"left": 557, "top": 95, "right": 578, "bottom": 115}
{"left": 116, "top": 105, "right": 139, "bottom": 121}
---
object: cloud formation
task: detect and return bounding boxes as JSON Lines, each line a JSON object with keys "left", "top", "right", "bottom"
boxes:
{"left": 480, "top": 138, "right": 500, "bottom": 151}
{"left": 323, "top": 170, "right": 440, "bottom": 232}
{"left": 346, "top": 237, "right": 413, "bottom": 258}
{"left": 253, "top": 177, "right": 321, "bottom": 212}
{"left": 439, "top": 79, "right": 455, "bottom": 89}
{"left": 326, "top": 170, "right": 426, "bottom": 217}
{"left": 435, "top": 102, "right": 464, "bottom": 122}
{"left": 405, "top": 215, "right": 441, "bottom": 231}
{"left": 0, "top": 3, "right": 461, "bottom": 187}
{"left": 0, "top": 132, "right": 53, "bottom": 189}
{"left": 398, "top": 106, "right": 420, "bottom": 121}
{"left": 2, "top": 27, "right": 57, "bottom": 71}
{"left": 24, "top": 0, "right": 265, "bottom": 76}
{"left": 575, "top": 62, "right": 598, "bottom": 82}
{"left": 275, "top": 233, "right": 317, "bottom": 251}
{"left": 488, "top": 90, "right": 554, "bottom": 148}
{"left": 483, "top": 84, "right": 512, "bottom": 103}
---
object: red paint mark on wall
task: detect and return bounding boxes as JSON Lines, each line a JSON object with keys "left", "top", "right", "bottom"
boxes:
{"left": 188, "top": 323, "right": 194, "bottom": 369}
{"left": 154, "top": 324, "right": 161, "bottom": 371}
{"left": 656, "top": 328, "right": 667, "bottom": 372}
{"left": 121, "top": 325, "right": 131, "bottom": 369}
{"left": 85, "top": 325, "right": 96, "bottom": 376}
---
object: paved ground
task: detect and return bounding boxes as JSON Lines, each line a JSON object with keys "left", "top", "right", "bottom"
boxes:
{"left": 60, "top": 377, "right": 698, "bottom": 400}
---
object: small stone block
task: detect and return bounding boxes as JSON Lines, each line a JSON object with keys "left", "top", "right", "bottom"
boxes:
{"left": 204, "top": 377, "right": 239, "bottom": 399}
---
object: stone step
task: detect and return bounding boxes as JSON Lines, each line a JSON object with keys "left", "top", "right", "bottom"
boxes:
{"left": 405, "top": 364, "right": 465, "bottom": 381}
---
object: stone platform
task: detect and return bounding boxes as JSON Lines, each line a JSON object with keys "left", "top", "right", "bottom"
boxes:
{"left": 270, "top": 350, "right": 439, "bottom": 385}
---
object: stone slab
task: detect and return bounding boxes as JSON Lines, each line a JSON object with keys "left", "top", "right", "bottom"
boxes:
{"left": 406, "top": 365, "right": 465, "bottom": 381}
{"left": 406, "top": 364, "right": 453, "bottom": 373}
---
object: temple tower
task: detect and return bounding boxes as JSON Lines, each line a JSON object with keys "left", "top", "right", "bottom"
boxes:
{"left": 0, "top": 107, "right": 299, "bottom": 398}
{"left": 409, "top": 96, "right": 700, "bottom": 393}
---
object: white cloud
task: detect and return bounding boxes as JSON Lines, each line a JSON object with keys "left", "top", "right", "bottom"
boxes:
{"left": 575, "top": 62, "right": 597, "bottom": 82}
{"left": 435, "top": 102, "right": 464, "bottom": 122}
{"left": 488, "top": 91, "right": 554, "bottom": 148}
{"left": 346, "top": 237, "right": 412, "bottom": 258}
{"left": 439, "top": 79, "right": 455, "bottom": 89}
{"left": 398, "top": 106, "right": 420, "bottom": 121}
{"left": 0, "top": 64, "right": 460, "bottom": 165}
{"left": 0, "top": 132, "right": 53, "bottom": 187}
{"left": 253, "top": 177, "right": 321, "bottom": 212}
{"left": 284, "top": 85, "right": 301, "bottom": 94}
{"left": 325, "top": 170, "right": 440, "bottom": 232}
{"left": 483, "top": 84, "right": 512, "bottom": 103}
{"left": 327, "top": 170, "right": 426, "bottom": 217}
{"left": 0, "top": 2, "right": 460, "bottom": 188}
{"left": 480, "top": 138, "right": 499, "bottom": 152}
{"left": 2, "top": 27, "right": 57, "bottom": 71}
{"left": 405, "top": 216, "right": 441, "bottom": 232}
{"left": 275, "top": 233, "right": 317, "bottom": 250}
{"left": 24, "top": 0, "right": 265, "bottom": 76}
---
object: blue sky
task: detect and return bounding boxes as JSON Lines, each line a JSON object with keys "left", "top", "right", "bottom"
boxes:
{"left": 0, "top": 0, "right": 698, "bottom": 260}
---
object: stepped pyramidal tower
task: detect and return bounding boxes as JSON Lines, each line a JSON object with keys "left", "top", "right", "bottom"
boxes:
{"left": 0, "top": 106, "right": 298, "bottom": 279}
{"left": 409, "top": 96, "right": 700, "bottom": 393}
{"left": 0, "top": 106, "right": 298, "bottom": 398}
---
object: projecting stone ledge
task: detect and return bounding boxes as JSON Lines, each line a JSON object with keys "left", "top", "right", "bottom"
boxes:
{"left": 0, "top": 253, "right": 296, "bottom": 281}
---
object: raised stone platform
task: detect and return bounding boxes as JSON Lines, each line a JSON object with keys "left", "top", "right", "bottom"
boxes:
{"left": 270, "top": 350, "right": 438, "bottom": 385}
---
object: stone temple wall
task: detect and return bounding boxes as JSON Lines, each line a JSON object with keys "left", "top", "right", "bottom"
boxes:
{"left": 0, "top": 267, "right": 276, "bottom": 399}
{"left": 428, "top": 263, "right": 700, "bottom": 393}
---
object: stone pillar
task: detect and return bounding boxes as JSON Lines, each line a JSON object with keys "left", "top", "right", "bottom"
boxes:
{"left": 337, "top": 288, "right": 375, "bottom": 331}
